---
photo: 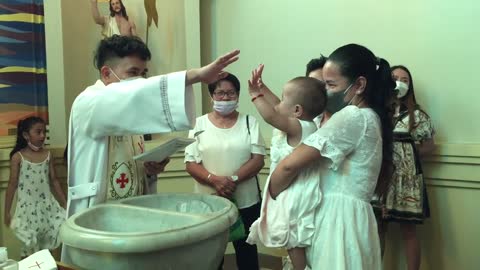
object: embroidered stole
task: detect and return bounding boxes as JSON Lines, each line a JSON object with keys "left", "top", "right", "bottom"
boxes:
{"left": 106, "top": 135, "right": 146, "bottom": 201}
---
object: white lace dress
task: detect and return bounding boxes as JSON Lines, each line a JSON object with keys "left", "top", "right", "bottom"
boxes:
{"left": 247, "top": 120, "right": 321, "bottom": 249}
{"left": 303, "top": 106, "right": 382, "bottom": 270}
{"left": 11, "top": 152, "right": 65, "bottom": 256}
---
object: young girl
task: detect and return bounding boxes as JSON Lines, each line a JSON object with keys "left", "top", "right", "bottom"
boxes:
{"left": 3, "top": 117, "right": 67, "bottom": 257}
{"left": 376, "top": 65, "right": 435, "bottom": 270}
{"left": 246, "top": 64, "right": 326, "bottom": 270}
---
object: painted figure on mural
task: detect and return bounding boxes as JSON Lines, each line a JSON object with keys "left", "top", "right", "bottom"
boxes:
{"left": 90, "top": 0, "right": 137, "bottom": 38}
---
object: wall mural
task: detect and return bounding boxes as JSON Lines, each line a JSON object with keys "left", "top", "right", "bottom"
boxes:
{"left": 0, "top": 0, "right": 47, "bottom": 136}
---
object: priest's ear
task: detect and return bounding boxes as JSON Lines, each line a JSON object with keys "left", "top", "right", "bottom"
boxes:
{"left": 100, "top": 66, "right": 119, "bottom": 85}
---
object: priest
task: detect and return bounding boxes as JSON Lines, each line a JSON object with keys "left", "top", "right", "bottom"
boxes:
{"left": 66, "top": 35, "right": 239, "bottom": 218}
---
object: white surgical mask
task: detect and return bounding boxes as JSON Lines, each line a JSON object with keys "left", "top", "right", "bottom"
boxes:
{"left": 110, "top": 68, "right": 142, "bottom": 82}
{"left": 213, "top": 100, "right": 238, "bottom": 115}
{"left": 28, "top": 141, "right": 43, "bottom": 152}
{"left": 395, "top": 81, "right": 409, "bottom": 98}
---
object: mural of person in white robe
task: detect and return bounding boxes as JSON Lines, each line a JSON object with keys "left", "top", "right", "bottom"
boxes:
{"left": 90, "top": 0, "right": 137, "bottom": 38}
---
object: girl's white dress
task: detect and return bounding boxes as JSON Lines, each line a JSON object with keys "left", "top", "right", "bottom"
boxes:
{"left": 11, "top": 152, "right": 65, "bottom": 256}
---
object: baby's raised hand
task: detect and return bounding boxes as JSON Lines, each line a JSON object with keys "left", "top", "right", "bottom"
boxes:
{"left": 248, "top": 64, "right": 265, "bottom": 97}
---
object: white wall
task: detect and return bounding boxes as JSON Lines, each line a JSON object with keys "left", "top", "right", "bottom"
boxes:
{"left": 201, "top": 0, "right": 480, "bottom": 144}
{"left": 200, "top": 0, "right": 480, "bottom": 269}
{"left": 44, "top": 0, "right": 67, "bottom": 145}
{"left": 123, "top": 0, "right": 203, "bottom": 116}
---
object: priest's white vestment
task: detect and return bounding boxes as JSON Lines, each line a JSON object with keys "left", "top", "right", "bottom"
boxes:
{"left": 66, "top": 71, "right": 195, "bottom": 218}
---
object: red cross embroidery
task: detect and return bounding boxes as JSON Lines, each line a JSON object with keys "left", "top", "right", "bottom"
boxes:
{"left": 29, "top": 261, "right": 44, "bottom": 268}
{"left": 116, "top": 173, "right": 129, "bottom": 188}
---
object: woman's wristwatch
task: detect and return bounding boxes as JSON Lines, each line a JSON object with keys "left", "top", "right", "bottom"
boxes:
{"left": 231, "top": 175, "right": 239, "bottom": 182}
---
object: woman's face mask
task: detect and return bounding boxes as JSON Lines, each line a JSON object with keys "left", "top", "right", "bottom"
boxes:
{"left": 213, "top": 100, "right": 238, "bottom": 116}
{"left": 326, "top": 84, "right": 354, "bottom": 114}
{"left": 395, "top": 81, "right": 409, "bottom": 98}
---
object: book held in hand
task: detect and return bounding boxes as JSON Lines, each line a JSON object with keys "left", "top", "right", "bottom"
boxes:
{"left": 133, "top": 137, "right": 196, "bottom": 162}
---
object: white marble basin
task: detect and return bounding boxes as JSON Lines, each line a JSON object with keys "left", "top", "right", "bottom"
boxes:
{"left": 60, "top": 193, "right": 238, "bottom": 270}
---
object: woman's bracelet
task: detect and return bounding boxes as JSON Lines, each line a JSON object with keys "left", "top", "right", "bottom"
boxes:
{"left": 251, "top": 93, "right": 264, "bottom": 102}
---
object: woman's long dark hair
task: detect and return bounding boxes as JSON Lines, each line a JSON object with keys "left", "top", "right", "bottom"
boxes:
{"left": 109, "top": 0, "right": 129, "bottom": 20}
{"left": 328, "top": 44, "right": 395, "bottom": 197}
{"left": 10, "top": 117, "right": 46, "bottom": 159}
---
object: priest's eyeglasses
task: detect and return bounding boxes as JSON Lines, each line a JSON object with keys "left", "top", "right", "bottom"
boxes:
{"left": 213, "top": 90, "right": 237, "bottom": 98}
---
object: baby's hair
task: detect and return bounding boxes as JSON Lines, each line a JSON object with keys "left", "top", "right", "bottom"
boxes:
{"left": 288, "top": 77, "right": 327, "bottom": 119}
{"left": 10, "top": 117, "right": 46, "bottom": 159}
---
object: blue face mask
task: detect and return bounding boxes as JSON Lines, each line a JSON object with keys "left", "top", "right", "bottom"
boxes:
{"left": 326, "top": 84, "right": 354, "bottom": 114}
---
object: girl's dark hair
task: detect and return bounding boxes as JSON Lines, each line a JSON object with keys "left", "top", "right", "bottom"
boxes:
{"left": 109, "top": 0, "right": 129, "bottom": 20}
{"left": 10, "top": 117, "right": 46, "bottom": 159}
{"left": 328, "top": 44, "right": 395, "bottom": 197}
{"left": 391, "top": 65, "right": 422, "bottom": 132}
{"left": 207, "top": 73, "right": 241, "bottom": 96}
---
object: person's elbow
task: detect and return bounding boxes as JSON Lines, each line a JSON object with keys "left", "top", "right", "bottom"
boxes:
{"left": 276, "top": 160, "right": 296, "bottom": 179}
{"left": 92, "top": 16, "right": 103, "bottom": 25}
{"left": 426, "top": 141, "right": 436, "bottom": 155}
{"left": 185, "top": 161, "right": 198, "bottom": 177}
{"left": 256, "top": 156, "right": 265, "bottom": 169}
{"left": 269, "top": 160, "right": 296, "bottom": 198}
{"left": 84, "top": 120, "right": 106, "bottom": 139}
{"left": 419, "top": 138, "right": 436, "bottom": 157}
{"left": 185, "top": 162, "right": 193, "bottom": 174}
{"left": 251, "top": 154, "right": 265, "bottom": 172}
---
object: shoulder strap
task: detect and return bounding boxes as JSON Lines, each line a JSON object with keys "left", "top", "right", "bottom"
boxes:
{"left": 246, "top": 114, "right": 262, "bottom": 199}
{"left": 394, "top": 109, "right": 409, "bottom": 127}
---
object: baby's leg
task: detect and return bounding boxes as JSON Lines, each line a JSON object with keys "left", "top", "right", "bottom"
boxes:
{"left": 287, "top": 247, "right": 307, "bottom": 270}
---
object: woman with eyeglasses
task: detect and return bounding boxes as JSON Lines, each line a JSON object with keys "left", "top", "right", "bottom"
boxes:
{"left": 184, "top": 73, "right": 266, "bottom": 270}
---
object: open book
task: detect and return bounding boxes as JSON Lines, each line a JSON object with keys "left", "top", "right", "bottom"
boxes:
{"left": 133, "top": 137, "right": 196, "bottom": 162}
